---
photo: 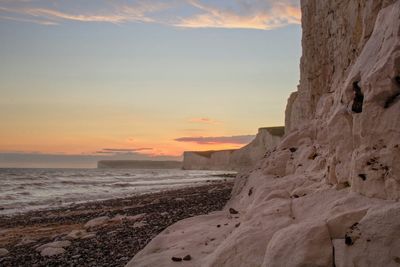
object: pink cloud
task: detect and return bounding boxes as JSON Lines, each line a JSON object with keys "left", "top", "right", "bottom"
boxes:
{"left": 188, "top": 117, "right": 220, "bottom": 125}
{"left": 0, "top": 0, "right": 300, "bottom": 30}
{"left": 176, "top": 0, "right": 301, "bottom": 30}
{"left": 96, "top": 148, "right": 153, "bottom": 154}
{"left": 174, "top": 135, "right": 255, "bottom": 145}
{"left": 0, "top": 2, "right": 169, "bottom": 24}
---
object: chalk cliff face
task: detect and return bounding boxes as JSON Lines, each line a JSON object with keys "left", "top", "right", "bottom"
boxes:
{"left": 182, "top": 150, "right": 236, "bottom": 171}
{"left": 182, "top": 127, "right": 284, "bottom": 171}
{"left": 284, "top": 0, "right": 400, "bottom": 199}
{"left": 229, "top": 127, "right": 284, "bottom": 170}
{"left": 128, "top": 1, "right": 400, "bottom": 266}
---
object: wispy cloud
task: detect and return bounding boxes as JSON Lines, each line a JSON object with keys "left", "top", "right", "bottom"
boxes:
{"left": 0, "top": 2, "right": 169, "bottom": 24}
{"left": 174, "top": 135, "right": 255, "bottom": 145}
{"left": 0, "top": 14, "right": 57, "bottom": 25}
{"left": 177, "top": 0, "right": 301, "bottom": 30}
{"left": 95, "top": 148, "right": 153, "bottom": 154}
{"left": 188, "top": 117, "right": 220, "bottom": 125}
{"left": 0, "top": 0, "right": 300, "bottom": 30}
{"left": 102, "top": 148, "right": 153, "bottom": 152}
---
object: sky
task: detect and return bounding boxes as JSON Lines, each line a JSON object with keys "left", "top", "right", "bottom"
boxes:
{"left": 0, "top": 0, "right": 302, "bottom": 168}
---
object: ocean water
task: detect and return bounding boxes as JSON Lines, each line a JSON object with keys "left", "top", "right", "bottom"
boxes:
{"left": 0, "top": 168, "right": 235, "bottom": 215}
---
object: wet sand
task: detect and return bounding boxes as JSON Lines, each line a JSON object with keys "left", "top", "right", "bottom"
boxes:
{"left": 0, "top": 180, "right": 233, "bottom": 267}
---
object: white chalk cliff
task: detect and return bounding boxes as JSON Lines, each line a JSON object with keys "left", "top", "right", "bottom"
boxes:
{"left": 128, "top": 1, "right": 400, "bottom": 266}
{"left": 182, "top": 149, "right": 236, "bottom": 171}
{"left": 182, "top": 127, "right": 284, "bottom": 171}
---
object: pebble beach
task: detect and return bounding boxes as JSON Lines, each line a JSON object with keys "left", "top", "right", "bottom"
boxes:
{"left": 0, "top": 180, "right": 233, "bottom": 267}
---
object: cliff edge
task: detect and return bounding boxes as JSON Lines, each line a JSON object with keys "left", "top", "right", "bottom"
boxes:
{"left": 182, "top": 127, "right": 284, "bottom": 171}
{"left": 128, "top": 1, "right": 400, "bottom": 266}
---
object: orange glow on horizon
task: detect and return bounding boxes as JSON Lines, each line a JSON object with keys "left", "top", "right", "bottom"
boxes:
{"left": 0, "top": 131, "right": 249, "bottom": 158}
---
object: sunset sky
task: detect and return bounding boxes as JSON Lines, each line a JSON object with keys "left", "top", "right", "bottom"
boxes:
{"left": 0, "top": 0, "right": 301, "bottom": 168}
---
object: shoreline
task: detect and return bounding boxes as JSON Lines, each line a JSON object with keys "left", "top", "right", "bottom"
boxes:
{"left": 0, "top": 168, "right": 237, "bottom": 216}
{"left": 0, "top": 180, "right": 233, "bottom": 267}
{"left": 0, "top": 177, "right": 235, "bottom": 217}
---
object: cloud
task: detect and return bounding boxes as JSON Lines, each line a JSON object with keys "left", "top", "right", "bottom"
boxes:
{"left": 0, "top": 2, "right": 169, "bottom": 24}
{"left": 177, "top": 0, "right": 301, "bottom": 30}
{"left": 182, "top": 128, "right": 205, "bottom": 132}
{"left": 95, "top": 148, "right": 153, "bottom": 154}
{"left": 174, "top": 135, "right": 255, "bottom": 145}
{"left": 24, "top": 8, "right": 149, "bottom": 23}
{"left": 102, "top": 148, "right": 153, "bottom": 152}
{"left": 0, "top": 14, "right": 57, "bottom": 25}
{"left": 188, "top": 117, "right": 220, "bottom": 124}
{"left": 125, "top": 138, "right": 135, "bottom": 143}
{"left": 0, "top": 0, "right": 300, "bottom": 30}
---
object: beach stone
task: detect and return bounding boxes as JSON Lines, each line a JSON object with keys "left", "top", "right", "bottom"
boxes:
{"left": 40, "top": 247, "right": 66, "bottom": 257}
{"left": 66, "top": 229, "right": 88, "bottom": 240}
{"left": 151, "top": 199, "right": 160, "bottom": 205}
{"left": 36, "top": 240, "right": 71, "bottom": 253}
{"left": 84, "top": 216, "right": 110, "bottom": 228}
{"left": 208, "top": 188, "right": 217, "bottom": 194}
{"left": 133, "top": 221, "right": 147, "bottom": 228}
{"left": 127, "top": 213, "right": 147, "bottom": 221}
{"left": 16, "top": 238, "right": 36, "bottom": 246}
{"left": 82, "top": 233, "right": 96, "bottom": 239}
{"left": 0, "top": 229, "right": 10, "bottom": 235}
{"left": 0, "top": 248, "right": 9, "bottom": 257}
{"left": 111, "top": 213, "right": 146, "bottom": 222}
{"left": 110, "top": 214, "right": 128, "bottom": 222}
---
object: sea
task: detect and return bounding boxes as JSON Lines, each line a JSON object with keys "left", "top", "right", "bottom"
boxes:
{"left": 0, "top": 168, "right": 235, "bottom": 215}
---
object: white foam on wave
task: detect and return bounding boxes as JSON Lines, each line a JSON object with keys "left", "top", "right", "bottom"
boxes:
{"left": 0, "top": 168, "right": 235, "bottom": 215}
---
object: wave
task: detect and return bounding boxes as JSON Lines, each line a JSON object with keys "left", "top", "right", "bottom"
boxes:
{"left": 0, "top": 168, "right": 234, "bottom": 215}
